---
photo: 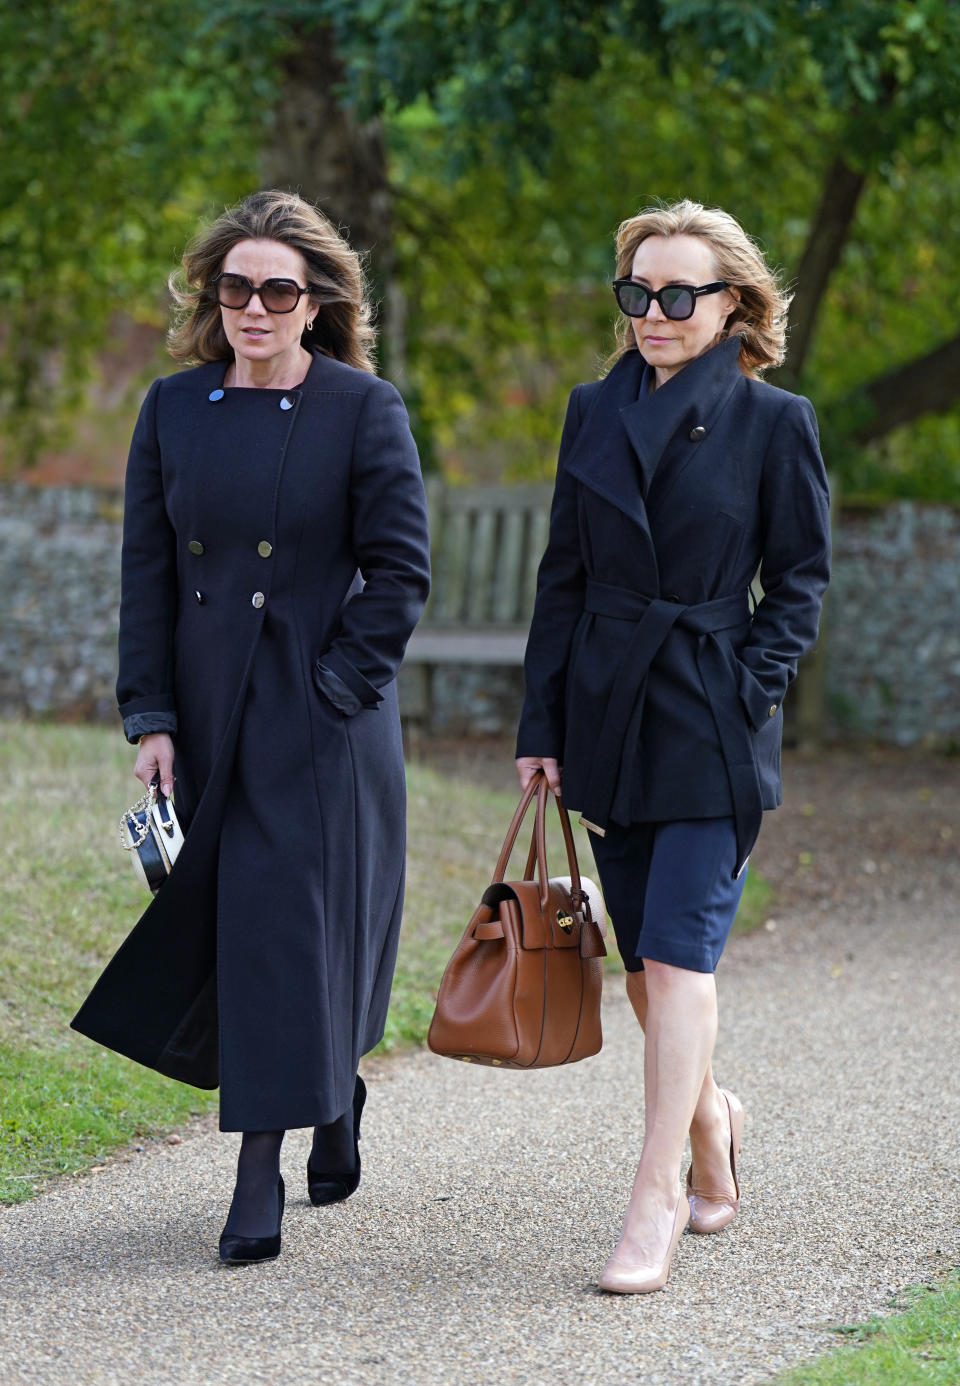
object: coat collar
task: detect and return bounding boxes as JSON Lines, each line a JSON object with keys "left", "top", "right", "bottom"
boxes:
{"left": 565, "top": 335, "right": 744, "bottom": 526}
{"left": 205, "top": 347, "right": 335, "bottom": 393}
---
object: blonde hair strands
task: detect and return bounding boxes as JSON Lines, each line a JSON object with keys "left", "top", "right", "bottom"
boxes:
{"left": 167, "top": 189, "right": 377, "bottom": 372}
{"left": 610, "top": 199, "right": 791, "bottom": 377}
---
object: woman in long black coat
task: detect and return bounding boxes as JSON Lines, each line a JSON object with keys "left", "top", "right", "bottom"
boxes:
{"left": 516, "top": 199, "right": 830, "bottom": 1293}
{"left": 72, "top": 190, "right": 430, "bottom": 1264}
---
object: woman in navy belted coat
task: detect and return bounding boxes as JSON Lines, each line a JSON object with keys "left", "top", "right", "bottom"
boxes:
{"left": 516, "top": 200, "right": 830, "bottom": 1293}
{"left": 72, "top": 190, "right": 430, "bottom": 1264}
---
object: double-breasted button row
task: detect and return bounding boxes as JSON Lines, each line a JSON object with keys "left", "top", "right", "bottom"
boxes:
{"left": 207, "top": 389, "right": 296, "bottom": 411}
{"left": 194, "top": 590, "right": 266, "bottom": 608}
{"left": 188, "top": 539, "right": 273, "bottom": 557}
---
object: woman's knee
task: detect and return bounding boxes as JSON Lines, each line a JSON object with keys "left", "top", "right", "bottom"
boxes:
{"left": 642, "top": 957, "right": 715, "bottom": 1000}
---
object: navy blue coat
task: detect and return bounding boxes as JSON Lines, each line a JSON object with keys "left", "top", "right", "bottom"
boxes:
{"left": 516, "top": 336, "right": 830, "bottom": 875}
{"left": 72, "top": 350, "right": 430, "bottom": 1130}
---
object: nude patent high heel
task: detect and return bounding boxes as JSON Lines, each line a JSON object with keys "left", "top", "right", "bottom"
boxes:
{"left": 686, "top": 1088, "right": 743, "bottom": 1235}
{"left": 597, "top": 1184, "right": 690, "bottom": 1294}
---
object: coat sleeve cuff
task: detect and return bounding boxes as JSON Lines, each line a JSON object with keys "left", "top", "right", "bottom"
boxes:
{"left": 737, "top": 663, "right": 784, "bottom": 733}
{"left": 313, "top": 663, "right": 365, "bottom": 716}
{"left": 315, "top": 650, "right": 384, "bottom": 712}
{"left": 122, "top": 711, "right": 178, "bottom": 745}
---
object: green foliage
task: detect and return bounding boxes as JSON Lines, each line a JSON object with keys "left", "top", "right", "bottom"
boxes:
{"left": 1, "top": 1, "right": 959, "bottom": 494}
{"left": 0, "top": 0, "right": 260, "bottom": 457}
{"left": 771, "top": 1272, "right": 960, "bottom": 1384}
{"left": 390, "top": 44, "right": 960, "bottom": 491}
{"left": 319, "top": 0, "right": 960, "bottom": 167}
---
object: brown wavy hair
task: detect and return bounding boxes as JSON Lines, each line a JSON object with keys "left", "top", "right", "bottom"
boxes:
{"left": 609, "top": 199, "right": 790, "bottom": 377}
{"left": 167, "top": 189, "right": 376, "bottom": 372}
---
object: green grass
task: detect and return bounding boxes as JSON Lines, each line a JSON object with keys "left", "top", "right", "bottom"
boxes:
{"left": 0, "top": 719, "right": 770, "bottom": 1201}
{"left": 769, "top": 1273, "right": 960, "bottom": 1384}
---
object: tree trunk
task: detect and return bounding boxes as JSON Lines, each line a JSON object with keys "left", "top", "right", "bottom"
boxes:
{"left": 845, "top": 331, "right": 960, "bottom": 444}
{"left": 259, "top": 25, "right": 398, "bottom": 376}
{"left": 775, "top": 154, "right": 867, "bottom": 387}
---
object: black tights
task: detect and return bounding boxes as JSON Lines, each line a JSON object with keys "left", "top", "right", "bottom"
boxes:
{"left": 309, "top": 1100, "right": 357, "bottom": 1174}
{"left": 224, "top": 1094, "right": 357, "bottom": 1237}
{"left": 223, "top": 1130, "right": 285, "bottom": 1239}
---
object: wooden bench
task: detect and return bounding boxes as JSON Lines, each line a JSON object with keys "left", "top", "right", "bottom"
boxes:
{"left": 400, "top": 478, "right": 554, "bottom": 727}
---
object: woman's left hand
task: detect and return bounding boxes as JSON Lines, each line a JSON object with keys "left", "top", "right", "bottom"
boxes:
{"left": 135, "top": 733, "right": 175, "bottom": 799}
{"left": 515, "top": 756, "right": 561, "bottom": 796}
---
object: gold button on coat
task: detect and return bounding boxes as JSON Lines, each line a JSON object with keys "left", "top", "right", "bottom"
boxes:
{"left": 768, "top": 704, "right": 778, "bottom": 717}
{"left": 252, "top": 592, "right": 265, "bottom": 609}
{"left": 689, "top": 425, "right": 707, "bottom": 441}
{"left": 188, "top": 540, "right": 204, "bottom": 555}
{"left": 257, "top": 541, "right": 273, "bottom": 558}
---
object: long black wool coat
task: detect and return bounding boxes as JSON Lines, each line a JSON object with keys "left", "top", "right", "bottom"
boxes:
{"left": 72, "top": 350, "right": 430, "bottom": 1131}
{"left": 516, "top": 336, "right": 830, "bottom": 877}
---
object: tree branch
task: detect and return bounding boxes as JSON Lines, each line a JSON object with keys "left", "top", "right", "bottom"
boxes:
{"left": 841, "top": 331, "right": 960, "bottom": 444}
{"left": 776, "top": 153, "right": 867, "bottom": 387}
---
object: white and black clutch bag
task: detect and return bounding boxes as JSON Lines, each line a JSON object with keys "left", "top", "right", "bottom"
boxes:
{"left": 119, "top": 785, "right": 184, "bottom": 894}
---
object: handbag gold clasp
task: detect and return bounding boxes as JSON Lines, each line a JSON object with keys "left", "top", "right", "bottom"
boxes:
{"left": 557, "top": 914, "right": 574, "bottom": 933}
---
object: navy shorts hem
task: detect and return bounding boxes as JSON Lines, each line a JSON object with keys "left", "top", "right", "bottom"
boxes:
{"left": 633, "top": 934, "right": 723, "bottom": 975}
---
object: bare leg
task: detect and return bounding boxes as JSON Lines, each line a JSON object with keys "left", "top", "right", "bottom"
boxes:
{"left": 625, "top": 969, "right": 736, "bottom": 1198}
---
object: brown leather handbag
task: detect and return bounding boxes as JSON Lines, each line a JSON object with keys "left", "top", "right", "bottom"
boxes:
{"left": 428, "top": 771, "right": 607, "bottom": 1068}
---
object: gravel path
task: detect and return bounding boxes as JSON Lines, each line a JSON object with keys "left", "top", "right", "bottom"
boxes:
{"left": 2, "top": 750, "right": 958, "bottom": 1386}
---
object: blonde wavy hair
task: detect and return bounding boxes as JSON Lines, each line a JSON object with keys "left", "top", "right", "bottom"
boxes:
{"left": 167, "top": 189, "right": 376, "bottom": 372}
{"left": 609, "top": 199, "right": 790, "bottom": 377}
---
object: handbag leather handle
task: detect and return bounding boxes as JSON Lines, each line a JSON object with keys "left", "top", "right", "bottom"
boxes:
{"left": 531, "top": 776, "right": 585, "bottom": 912}
{"left": 493, "top": 772, "right": 584, "bottom": 913}
{"left": 492, "top": 771, "right": 544, "bottom": 883}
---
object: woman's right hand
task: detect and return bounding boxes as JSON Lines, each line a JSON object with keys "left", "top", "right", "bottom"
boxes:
{"left": 515, "top": 756, "right": 562, "bottom": 796}
{"left": 135, "top": 733, "right": 175, "bottom": 799}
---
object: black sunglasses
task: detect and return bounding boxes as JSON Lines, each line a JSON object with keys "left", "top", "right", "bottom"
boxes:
{"left": 211, "top": 272, "right": 315, "bottom": 314}
{"left": 612, "top": 278, "right": 728, "bottom": 321}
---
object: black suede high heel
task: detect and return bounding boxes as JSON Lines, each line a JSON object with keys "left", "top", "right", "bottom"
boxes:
{"left": 307, "top": 1075, "right": 367, "bottom": 1206}
{"left": 219, "top": 1176, "right": 285, "bottom": 1265}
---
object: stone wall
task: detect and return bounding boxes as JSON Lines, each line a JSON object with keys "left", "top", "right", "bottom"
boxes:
{"left": 3, "top": 485, "right": 123, "bottom": 723}
{"left": 2, "top": 485, "right": 958, "bottom": 747}
{"left": 825, "top": 502, "right": 960, "bottom": 747}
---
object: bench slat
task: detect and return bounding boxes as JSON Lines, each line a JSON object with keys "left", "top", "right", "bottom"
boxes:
{"left": 435, "top": 507, "right": 471, "bottom": 621}
{"left": 466, "top": 509, "right": 498, "bottom": 623}
{"left": 492, "top": 509, "right": 526, "bottom": 623}
{"left": 523, "top": 509, "right": 549, "bottom": 611}
{"left": 405, "top": 627, "right": 528, "bottom": 664}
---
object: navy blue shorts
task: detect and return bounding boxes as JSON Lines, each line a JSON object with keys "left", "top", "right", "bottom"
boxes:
{"left": 589, "top": 817, "right": 746, "bottom": 974}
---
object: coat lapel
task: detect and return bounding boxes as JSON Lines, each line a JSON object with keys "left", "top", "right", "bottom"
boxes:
{"left": 564, "top": 351, "right": 649, "bottom": 530}
{"left": 621, "top": 336, "right": 744, "bottom": 508}
{"left": 563, "top": 336, "right": 745, "bottom": 530}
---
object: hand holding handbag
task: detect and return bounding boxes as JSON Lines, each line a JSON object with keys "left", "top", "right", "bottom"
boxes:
{"left": 119, "top": 782, "right": 184, "bottom": 894}
{"left": 428, "top": 770, "right": 607, "bottom": 1068}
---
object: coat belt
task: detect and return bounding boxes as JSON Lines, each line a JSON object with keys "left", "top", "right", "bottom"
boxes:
{"left": 577, "top": 580, "right": 762, "bottom": 879}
